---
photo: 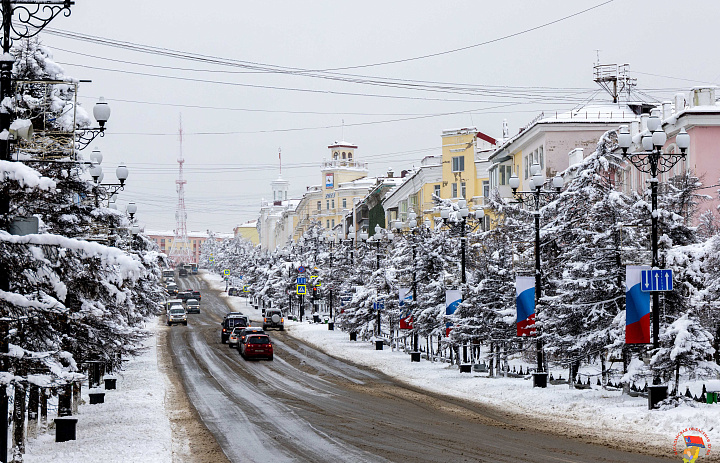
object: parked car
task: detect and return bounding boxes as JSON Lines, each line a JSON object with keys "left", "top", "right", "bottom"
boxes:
{"left": 227, "top": 287, "right": 238, "bottom": 296}
{"left": 234, "top": 327, "right": 265, "bottom": 350}
{"left": 240, "top": 334, "right": 273, "bottom": 361}
{"left": 221, "top": 315, "right": 249, "bottom": 343}
{"left": 166, "top": 307, "right": 187, "bottom": 326}
{"left": 185, "top": 298, "right": 200, "bottom": 314}
{"left": 263, "top": 309, "right": 284, "bottom": 331}
{"left": 164, "top": 299, "right": 184, "bottom": 312}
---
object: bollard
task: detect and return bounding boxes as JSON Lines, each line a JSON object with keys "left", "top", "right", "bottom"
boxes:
{"left": 55, "top": 417, "right": 78, "bottom": 442}
{"left": 410, "top": 352, "right": 421, "bottom": 362}
{"left": 532, "top": 372, "right": 548, "bottom": 388}
{"left": 89, "top": 392, "right": 105, "bottom": 404}
{"left": 328, "top": 322, "right": 334, "bottom": 331}
{"left": 459, "top": 364, "right": 472, "bottom": 373}
{"left": 648, "top": 385, "right": 668, "bottom": 410}
{"left": 349, "top": 332, "right": 357, "bottom": 341}
{"left": 375, "top": 340, "right": 383, "bottom": 351}
{"left": 104, "top": 378, "right": 117, "bottom": 390}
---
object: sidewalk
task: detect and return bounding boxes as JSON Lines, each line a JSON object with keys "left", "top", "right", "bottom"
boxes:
{"left": 24, "top": 321, "right": 173, "bottom": 463}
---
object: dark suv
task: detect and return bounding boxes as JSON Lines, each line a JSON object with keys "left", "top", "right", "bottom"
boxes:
{"left": 221, "top": 315, "right": 249, "bottom": 343}
{"left": 263, "top": 309, "right": 284, "bottom": 331}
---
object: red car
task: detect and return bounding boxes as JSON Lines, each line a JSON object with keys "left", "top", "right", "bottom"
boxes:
{"left": 240, "top": 334, "right": 273, "bottom": 361}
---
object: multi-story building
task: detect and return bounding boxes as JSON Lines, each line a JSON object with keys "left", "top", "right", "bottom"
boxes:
{"left": 233, "top": 220, "right": 259, "bottom": 245}
{"left": 291, "top": 141, "right": 374, "bottom": 241}
{"left": 146, "top": 231, "right": 233, "bottom": 263}
{"left": 257, "top": 175, "right": 299, "bottom": 251}
{"left": 487, "top": 104, "right": 639, "bottom": 199}
{"left": 381, "top": 128, "right": 497, "bottom": 228}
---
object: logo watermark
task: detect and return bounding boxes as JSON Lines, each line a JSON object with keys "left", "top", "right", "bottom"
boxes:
{"left": 673, "top": 428, "right": 711, "bottom": 463}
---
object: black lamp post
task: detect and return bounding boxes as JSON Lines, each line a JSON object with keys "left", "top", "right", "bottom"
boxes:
{"left": 509, "top": 164, "right": 563, "bottom": 388}
{"left": 617, "top": 117, "right": 690, "bottom": 386}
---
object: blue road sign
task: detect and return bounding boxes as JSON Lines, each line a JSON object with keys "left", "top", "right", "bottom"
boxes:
{"left": 298, "top": 265, "right": 306, "bottom": 273}
{"left": 296, "top": 284, "right": 307, "bottom": 295}
{"left": 641, "top": 269, "right": 673, "bottom": 292}
{"left": 297, "top": 277, "right": 307, "bottom": 285}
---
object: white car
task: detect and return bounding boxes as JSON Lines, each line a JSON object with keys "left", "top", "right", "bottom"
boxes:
{"left": 166, "top": 307, "right": 187, "bottom": 326}
{"left": 185, "top": 299, "right": 200, "bottom": 314}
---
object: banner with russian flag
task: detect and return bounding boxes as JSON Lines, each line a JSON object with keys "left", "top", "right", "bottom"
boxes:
{"left": 516, "top": 276, "right": 536, "bottom": 337}
{"left": 626, "top": 265, "right": 651, "bottom": 344}
{"left": 445, "top": 289, "right": 461, "bottom": 336}
{"left": 398, "top": 287, "right": 413, "bottom": 330}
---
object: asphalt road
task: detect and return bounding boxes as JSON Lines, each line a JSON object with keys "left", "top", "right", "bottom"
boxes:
{"left": 166, "top": 274, "right": 674, "bottom": 463}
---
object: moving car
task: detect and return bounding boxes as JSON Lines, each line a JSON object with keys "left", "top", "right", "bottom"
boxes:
{"left": 164, "top": 299, "right": 184, "bottom": 312}
{"left": 228, "top": 327, "right": 242, "bottom": 347}
{"left": 166, "top": 283, "right": 178, "bottom": 297}
{"left": 221, "top": 315, "right": 249, "bottom": 343}
{"left": 190, "top": 290, "right": 201, "bottom": 301}
{"left": 177, "top": 290, "right": 193, "bottom": 302}
{"left": 234, "top": 327, "right": 265, "bottom": 350}
{"left": 166, "top": 307, "right": 187, "bottom": 326}
{"left": 263, "top": 309, "right": 284, "bottom": 331}
{"left": 239, "top": 334, "right": 273, "bottom": 361}
{"left": 178, "top": 267, "right": 188, "bottom": 277}
{"left": 185, "top": 298, "right": 200, "bottom": 314}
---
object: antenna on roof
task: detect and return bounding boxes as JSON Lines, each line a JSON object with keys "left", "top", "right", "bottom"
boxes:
{"left": 278, "top": 147, "right": 282, "bottom": 175}
{"left": 593, "top": 62, "right": 636, "bottom": 103}
{"left": 341, "top": 119, "right": 345, "bottom": 141}
{"left": 594, "top": 49, "right": 601, "bottom": 66}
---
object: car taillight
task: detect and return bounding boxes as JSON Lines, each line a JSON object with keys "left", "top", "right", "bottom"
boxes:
{"left": 281, "top": 318, "right": 284, "bottom": 323}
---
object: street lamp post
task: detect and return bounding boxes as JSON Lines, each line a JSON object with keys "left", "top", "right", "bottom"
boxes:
{"left": 617, "top": 118, "right": 690, "bottom": 387}
{"left": 509, "top": 163, "right": 563, "bottom": 388}
{"left": 0, "top": 3, "right": 75, "bottom": 461}
{"left": 440, "top": 200, "right": 484, "bottom": 363}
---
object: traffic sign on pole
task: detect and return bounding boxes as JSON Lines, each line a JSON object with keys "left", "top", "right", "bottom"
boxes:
{"left": 223, "top": 269, "right": 230, "bottom": 276}
{"left": 297, "top": 277, "right": 307, "bottom": 285}
{"left": 641, "top": 269, "right": 673, "bottom": 292}
{"left": 296, "top": 284, "right": 307, "bottom": 295}
{"left": 298, "top": 265, "right": 306, "bottom": 273}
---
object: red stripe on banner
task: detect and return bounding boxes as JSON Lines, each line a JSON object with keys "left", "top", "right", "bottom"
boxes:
{"left": 517, "top": 314, "right": 536, "bottom": 337}
{"left": 625, "top": 312, "right": 650, "bottom": 344}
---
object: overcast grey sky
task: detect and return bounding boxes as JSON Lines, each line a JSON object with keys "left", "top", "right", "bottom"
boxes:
{"left": 42, "top": 0, "right": 720, "bottom": 233}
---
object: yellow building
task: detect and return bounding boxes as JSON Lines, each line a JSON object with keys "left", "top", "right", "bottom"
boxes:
{"left": 383, "top": 128, "right": 497, "bottom": 227}
{"left": 291, "top": 141, "right": 375, "bottom": 240}
{"left": 233, "top": 221, "right": 259, "bottom": 245}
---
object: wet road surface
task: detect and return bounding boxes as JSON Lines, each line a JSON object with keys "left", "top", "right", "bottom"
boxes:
{"left": 166, "top": 274, "right": 673, "bottom": 463}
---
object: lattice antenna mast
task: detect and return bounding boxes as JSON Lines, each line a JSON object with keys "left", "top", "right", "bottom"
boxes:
{"left": 167, "top": 115, "right": 193, "bottom": 266}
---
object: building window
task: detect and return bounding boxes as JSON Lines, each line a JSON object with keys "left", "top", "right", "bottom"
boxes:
{"left": 342, "top": 152, "right": 346, "bottom": 159}
{"left": 331, "top": 219, "right": 335, "bottom": 227}
{"left": 452, "top": 183, "right": 458, "bottom": 198}
{"left": 326, "top": 200, "right": 330, "bottom": 210}
{"left": 331, "top": 199, "right": 335, "bottom": 209}
{"left": 434, "top": 184, "right": 441, "bottom": 198}
{"left": 452, "top": 156, "right": 465, "bottom": 172}
{"left": 342, "top": 198, "right": 347, "bottom": 209}
{"left": 461, "top": 182, "right": 466, "bottom": 199}
{"left": 500, "top": 166, "right": 507, "bottom": 185}
{"left": 317, "top": 201, "right": 321, "bottom": 211}
{"left": 539, "top": 145, "right": 544, "bottom": 169}
{"left": 327, "top": 220, "right": 330, "bottom": 228}
{"left": 524, "top": 155, "right": 529, "bottom": 179}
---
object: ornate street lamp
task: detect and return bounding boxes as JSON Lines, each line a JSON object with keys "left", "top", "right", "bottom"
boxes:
{"left": 75, "top": 97, "right": 112, "bottom": 150}
{"left": 510, "top": 163, "right": 563, "bottom": 388}
{"left": 617, "top": 119, "right": 689, "bottom": 387}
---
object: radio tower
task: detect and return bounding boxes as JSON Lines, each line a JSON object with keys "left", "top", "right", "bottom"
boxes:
{"left": 167, "top": 115, "right": 193, "bottom": 266}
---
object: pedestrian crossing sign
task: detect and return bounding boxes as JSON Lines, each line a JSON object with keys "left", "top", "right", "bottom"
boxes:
{"left": 296, "top": 284, "right": 307, "bottom": 295}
